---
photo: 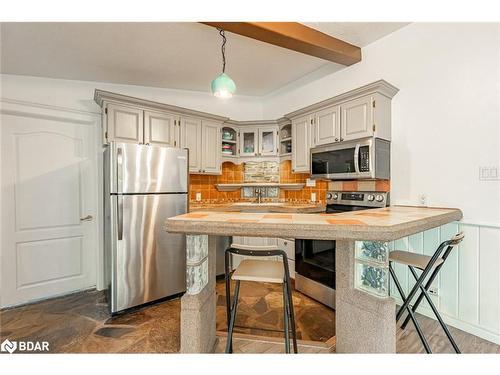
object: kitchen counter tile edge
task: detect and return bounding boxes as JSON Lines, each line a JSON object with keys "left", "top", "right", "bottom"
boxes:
{"left": 166, "top": 206, "right": 463, "bottom": 242}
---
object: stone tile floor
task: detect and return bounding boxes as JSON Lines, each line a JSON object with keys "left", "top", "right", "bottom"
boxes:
{"left": 1, "top": 280, "right": 499, "bottom": 354}
{"left": 215, "top": 279, "right": 335, "bottom": 342}
{"left": 0, "top": 280, "right": 334, "bottom": 353}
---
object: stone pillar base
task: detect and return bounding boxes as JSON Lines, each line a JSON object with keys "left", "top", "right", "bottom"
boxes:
{"left": 335, "top": 240, "right": 396, "bottom": 353}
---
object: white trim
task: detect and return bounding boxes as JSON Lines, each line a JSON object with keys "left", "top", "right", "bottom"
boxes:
{"left": 392, "top": 296, "right": 500, "bottom": 346}
{"left": 459, "top": 221, "right": 500, "bottom": 229}
{"left": 0, "top": 287, "right": 96, "bottom": 310}
{"left": 1, "top": 97, "right": 101, "bottom": 117}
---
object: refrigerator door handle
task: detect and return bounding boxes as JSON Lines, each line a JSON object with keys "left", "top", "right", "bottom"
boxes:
{"left": 117, "top": 195, "right": 124, "bottom": 241}
{"left": 117, "top": 146, "right": 123, "bottom": 193}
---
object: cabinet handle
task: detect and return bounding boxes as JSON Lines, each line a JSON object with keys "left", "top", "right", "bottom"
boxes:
{"left": 340, "top": 138, "right": 344, "bottom": 142}
{"left": 335, "top": 138, "right": 339, "bottom": 142}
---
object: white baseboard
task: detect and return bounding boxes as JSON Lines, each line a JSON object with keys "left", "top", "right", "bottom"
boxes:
{"left": 392, "top": 296, "right": 500, "bottom": 346}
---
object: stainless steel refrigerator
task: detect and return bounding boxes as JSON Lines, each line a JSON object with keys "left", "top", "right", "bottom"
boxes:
{"left": 104, "top": 142, "right": 188, "bottom": 313}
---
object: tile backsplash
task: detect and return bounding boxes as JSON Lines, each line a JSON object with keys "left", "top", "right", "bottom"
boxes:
{"left": 189, "top": 160, "right": 390, "bottom": 204}
{"left": 244, "top": 161, "right": 279, "bottom": 183}
{"left": 328, "top": 179, "right": 390, "bottom": 192}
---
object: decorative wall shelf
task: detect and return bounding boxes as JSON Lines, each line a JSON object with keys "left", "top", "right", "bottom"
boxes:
{"left": 215, "top": 183, "right": 305, "bottom": 192}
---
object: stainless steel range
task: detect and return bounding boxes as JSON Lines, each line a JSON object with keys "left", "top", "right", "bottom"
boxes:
{"left": 294, "top": 190, "right": 388, "bottom": 309}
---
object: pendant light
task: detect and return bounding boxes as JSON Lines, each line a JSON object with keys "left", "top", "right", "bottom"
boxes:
{"left": 211, "top": 29, "right": 236, "bottom": 98}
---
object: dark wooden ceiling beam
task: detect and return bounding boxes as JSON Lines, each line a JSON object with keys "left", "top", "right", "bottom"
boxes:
{"left": 201, "top": 22, "right": 361, "bottom": 66}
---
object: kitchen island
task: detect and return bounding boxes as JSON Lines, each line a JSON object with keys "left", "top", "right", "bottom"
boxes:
{"left": 165, "top": 206, "right": 462, "bottom": 353}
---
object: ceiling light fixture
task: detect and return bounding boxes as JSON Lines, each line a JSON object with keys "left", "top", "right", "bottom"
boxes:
{"left": 211, "top": 29, "right": 236, "bottom": 98}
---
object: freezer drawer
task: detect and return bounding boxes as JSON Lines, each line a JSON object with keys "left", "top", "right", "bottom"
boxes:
{"left": 109, "top": 193, "right": 187, "bottom": 312}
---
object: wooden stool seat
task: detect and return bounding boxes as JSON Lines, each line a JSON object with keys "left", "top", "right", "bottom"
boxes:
{"left": 389, "top": 251, "right": 444, "bottom": 270}
{"left": 232, "top": 259, "right": 285, "bottom": 283}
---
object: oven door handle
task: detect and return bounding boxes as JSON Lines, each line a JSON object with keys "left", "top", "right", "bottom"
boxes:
{"left": 354, "top": 143, "right": 360, "bottom": 174}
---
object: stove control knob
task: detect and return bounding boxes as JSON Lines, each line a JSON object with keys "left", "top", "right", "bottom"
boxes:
{"left": 367, "top": 194, "right": 375, "bottom": 202}
{"left": 332, "top": 193, "right": 339, "bottom": 200}
{"left": 326, "top": 192, "right": 333, "bottom": 200}
{"left": 375, "top": 194, "right": 384, "bottom": 202}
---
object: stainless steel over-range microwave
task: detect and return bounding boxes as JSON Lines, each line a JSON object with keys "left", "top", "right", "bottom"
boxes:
{"left": 310, "top": 137, "right": 390, "bottom": 180}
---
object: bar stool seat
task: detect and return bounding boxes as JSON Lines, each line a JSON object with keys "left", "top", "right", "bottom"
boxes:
{"left": 224, "top": 243, "right": 298, "bottom": 354}
{"left": 232, "top": 259, "right": 284, "bottom": 283}
{"left": 389, "top": 251, "right": 444, "bottom": 270}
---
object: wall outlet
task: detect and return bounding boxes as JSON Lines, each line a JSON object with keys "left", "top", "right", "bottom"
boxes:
{"left": 479, "top": 166, "right": 500, "bottom": 180}
{"left": 195, "top": 192, "right": 202, "bottom": 202}
{"left": 311, "top": 192, "right": 316, "bottom": 202}
{"left": 306, "top": 178, "right": 316, "bottom": 187}
{"left": 419, "top": 194, "right": 427, "bottom": 206}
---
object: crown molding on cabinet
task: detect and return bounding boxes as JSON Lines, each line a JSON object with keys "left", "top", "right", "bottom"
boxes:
{"left": 284, "top": 79, "right": 399, "bottom": 119}
{"left": 94, "top": 89, "right": 229, "bottom": 122}
{"left": 95, "top": 79, "right": 397, "bottom": 126}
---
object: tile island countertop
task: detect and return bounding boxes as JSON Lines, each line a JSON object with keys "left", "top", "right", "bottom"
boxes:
{"left": 188, "top": 201, "right": 325, "bottom": 214}
{"left": 166, "top": 205, "right": 462, "bottom": 354}
{"left": 167, "top": 205, "right": 462, "bottom": 242}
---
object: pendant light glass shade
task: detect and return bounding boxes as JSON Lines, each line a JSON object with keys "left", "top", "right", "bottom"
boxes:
{"left": 212, "top": 29, "right": 236, "bottom": 98}
{"left": 211, "top": 73, "right": 236, "bottom": 98}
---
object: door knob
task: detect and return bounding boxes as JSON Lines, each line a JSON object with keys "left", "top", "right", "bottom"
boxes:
{"left": 80, "top": 215, "right": 93, "bottom": 222}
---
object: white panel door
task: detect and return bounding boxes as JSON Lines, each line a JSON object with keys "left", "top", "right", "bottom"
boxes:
{"left": 341, "top": 95, "right": 374, "bottom": 141}
{"left": 291, "top": 115, "right": 311, "bottom": 172}
{"left": 179, "top": 116, "right": 202, "bottom": 173}
{"left": 106, "top": 103, "right": 144, "bottom": 144}
{"left": 314, "top": 105, "right": 341, "bottom": 146}
{"left": 201, "top": 121, "right": 221, "bottom": 174}
{"left": 1, "top": 110, "right": 98, "bottom": 307}
{"left": 144, "top": 110, "right": 177, "bottom": 147}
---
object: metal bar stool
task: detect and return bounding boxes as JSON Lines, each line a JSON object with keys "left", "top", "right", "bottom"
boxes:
{"left": 389, "top": 232, "right": 464, "bottom": 353}
{"left": 224, "top": 244, "right": 298, "bottom": 354}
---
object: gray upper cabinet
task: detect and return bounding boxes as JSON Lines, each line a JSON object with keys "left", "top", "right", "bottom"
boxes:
{"left": 95, "top": 80, "right": 398, "bottom": 176}
{"left": 340, "top": 95, "right": 374, "bottom": 142}
{"left": 201, "top": 121, "right": 222, "bottom": 174}
{"left": 258, "top": 126, "right": 278, "bottom": 156}
{"left": 291, "top": 115, "right": 311, "bottom": 173}
{"left": 180, "top": 118, "right": 221, "bottom": 174}
{"left": 314, "top": 105, "right": 341, "bottom": 146}
{"left": 180, "top": 117, "right": 202, "bottom": 173}
{"left": 144, "top": 110, "right": 177, "bottom": 147}
{"left": 106, "top": 103, "right": 144, "bottom": 144}
{"left": 239, "top": 128, "right": 258, "bottom": 157}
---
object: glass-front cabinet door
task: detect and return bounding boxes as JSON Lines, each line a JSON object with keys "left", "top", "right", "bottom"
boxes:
{"left": 240, "top": 128, "right": 257, "bottom": 156}
{"left": 258, "top": 127, "right": 278, "bottom": 156}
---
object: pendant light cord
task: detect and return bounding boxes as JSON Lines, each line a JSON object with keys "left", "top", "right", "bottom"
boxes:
{"left": 218, "top": 28, "right": 226, "bottom": 73}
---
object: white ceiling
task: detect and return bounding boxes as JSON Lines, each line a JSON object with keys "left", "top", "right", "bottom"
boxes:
{"left": 0, "top": 22, "right": 408, "bottom": 96}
